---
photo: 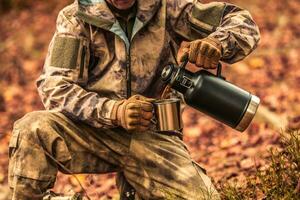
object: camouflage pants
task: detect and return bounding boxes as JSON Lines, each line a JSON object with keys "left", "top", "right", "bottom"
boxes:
{"left": 8, "top": 111, "right": 220, "bottom": 200}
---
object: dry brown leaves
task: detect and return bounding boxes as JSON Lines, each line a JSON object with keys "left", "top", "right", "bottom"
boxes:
{"left": 0, "top": 0, "right": 299, "bottom": 199}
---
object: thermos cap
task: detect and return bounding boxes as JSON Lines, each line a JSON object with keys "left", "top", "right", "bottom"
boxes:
{"left": 235, "top": 95, "right": 260, "bottom": 132}
{"left": 161, "top": 61, "right": 261, "bottom": 132}
{"left": 161, "top": 64, "right": 174, "bottom": 82}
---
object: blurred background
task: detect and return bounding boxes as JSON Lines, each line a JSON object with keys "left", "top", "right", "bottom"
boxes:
{"left": 0, "top": 0, "right": 299, "bottom": 199}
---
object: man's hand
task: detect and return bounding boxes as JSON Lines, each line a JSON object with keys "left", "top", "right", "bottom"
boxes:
{"left": 180, "top": 37, "right": 222, "bottom": 69}
{"left": 111, "top": 94, "right": 155, "bottom": 131}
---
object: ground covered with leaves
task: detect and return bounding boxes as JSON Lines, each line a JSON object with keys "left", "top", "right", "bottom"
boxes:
{"left": 0, "top": 0, "right": 299, "bottom": 199}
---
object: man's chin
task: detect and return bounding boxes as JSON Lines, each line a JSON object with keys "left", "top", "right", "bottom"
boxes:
{"left": 112, "top": 0, "right": 135, "bottom": 10}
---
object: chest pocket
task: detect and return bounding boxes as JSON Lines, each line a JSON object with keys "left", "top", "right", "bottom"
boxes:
{"left": 188, "top": 2, "right": 226, "bottom": 37}
{"left": 88, "top": 31, "right": 114, "bottom": 77}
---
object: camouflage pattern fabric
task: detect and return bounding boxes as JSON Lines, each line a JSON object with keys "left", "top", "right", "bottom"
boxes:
{"left": 42, "top": 191, "right": 83, "bottom": 200}
{"left": 9, "top": 0, "right": 260, "bottom": 199}
{"left": 9, "top": 111, "right": 220, "bottom": 199}
{"left": 36, "top": 0, "right": 260, "bottom": 129}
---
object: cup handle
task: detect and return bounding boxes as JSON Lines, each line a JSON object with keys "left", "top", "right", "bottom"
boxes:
{"left": 160, "top": 85, "right": 172, "bottom": 99}
{"left": 151, "top": 118, "right": 157, "bottom": 125}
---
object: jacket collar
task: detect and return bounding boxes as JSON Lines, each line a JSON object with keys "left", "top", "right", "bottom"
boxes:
{"left": 76, "top": 0, "right": 161, "bottom": 50}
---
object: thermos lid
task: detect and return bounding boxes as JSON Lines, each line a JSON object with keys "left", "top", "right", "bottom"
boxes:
{"left": 235, "top": 95, "right": 260, "bottom": 132}
{"left": 161, "top": 64, "right": 175, "bottom": 82}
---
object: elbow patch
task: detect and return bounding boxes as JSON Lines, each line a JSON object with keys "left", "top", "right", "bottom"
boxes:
{"left": 188, "top": 2, "right": 226, "bottom": 35}
{"left": 50, "top": 36, "right": 80, "bottom": 69}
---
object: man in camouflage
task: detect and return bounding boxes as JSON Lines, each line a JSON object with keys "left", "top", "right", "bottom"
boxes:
{"left": 8, "top": 0, "right": 260, "bottom": 199}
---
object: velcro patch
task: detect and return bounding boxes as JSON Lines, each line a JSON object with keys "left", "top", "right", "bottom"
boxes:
{"left": 189, "top": 2, "right": 226, "bottom": 33}
{"left": 51, "top": 36, "right": 80, "bottom": 69}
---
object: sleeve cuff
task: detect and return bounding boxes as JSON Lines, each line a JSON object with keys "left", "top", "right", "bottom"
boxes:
{"left": 98, "top": 99, "right": 118, "bottom": 126}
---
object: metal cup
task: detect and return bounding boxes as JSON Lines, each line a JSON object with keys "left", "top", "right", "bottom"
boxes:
{"left": 153, "top": 98, "right": 183, "bottom": 131}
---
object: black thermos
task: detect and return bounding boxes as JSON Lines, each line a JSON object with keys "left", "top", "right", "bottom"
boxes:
{"left": 161, "top": 60, "right": 260, "bottom": 132}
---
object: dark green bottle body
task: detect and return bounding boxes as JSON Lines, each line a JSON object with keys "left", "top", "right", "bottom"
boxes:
{"left": 161, "top": 63, "right": 259, "bottom": 131}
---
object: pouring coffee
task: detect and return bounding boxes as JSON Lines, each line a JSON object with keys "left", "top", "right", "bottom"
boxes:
{"left": 160, "top": 60, "right": 260, "bottom": 132}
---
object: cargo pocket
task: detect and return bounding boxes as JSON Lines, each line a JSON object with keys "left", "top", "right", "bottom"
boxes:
{"left": 8, "top": 129, "right": 21, "bottom": 185}
{"left": 11, "top": 131, "right": 72, "bottom": 181}
{"left": 188, "top": 2, "right": 226, "bottom": 38}
{"left": 9, "top": 129, "right": 20, "bottom": 158}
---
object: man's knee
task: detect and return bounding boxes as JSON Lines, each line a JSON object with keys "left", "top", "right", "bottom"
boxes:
{"left": 8, "top": 111, "right": 70, "bottom": 197}
{"left": 10, "top": 110, "right": 72, "bottom": 159}
{"left": 11, "top": 111, "right": 63, "bottom": 147}
{"left": 14, "top": 111, "right": 56, "bottom": 133}
{"left": 9, "top": 110, "right": 70, "bottom": 178}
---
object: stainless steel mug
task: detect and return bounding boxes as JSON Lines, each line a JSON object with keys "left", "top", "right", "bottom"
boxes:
{"left": 153, "top": 98, "right": 183, "bottom": 131}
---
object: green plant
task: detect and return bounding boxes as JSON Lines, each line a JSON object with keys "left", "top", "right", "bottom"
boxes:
{"left": 221, "top": 130, "right": 300, "bottom": 200}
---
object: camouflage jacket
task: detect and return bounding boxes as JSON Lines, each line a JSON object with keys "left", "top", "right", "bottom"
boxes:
{"left": 36, "top": 0, "right": 260, "bottom": 128}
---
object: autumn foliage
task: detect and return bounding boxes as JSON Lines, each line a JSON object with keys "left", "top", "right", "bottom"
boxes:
{"left": 0, "top": 0, "right": 299, "bottom": 199}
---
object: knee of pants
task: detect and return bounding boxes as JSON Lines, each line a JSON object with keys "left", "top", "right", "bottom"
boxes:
{"left": 9, "top": 111, "right": 71, "bottom": 182}
{"left": 13, "top": 111, "right": 56, "bottom": 135}
{"left": 9, "top": 111, "right": 56, "bottom": 155}
{"left": 10, "top": 111, "right": 68, "bottom": 149}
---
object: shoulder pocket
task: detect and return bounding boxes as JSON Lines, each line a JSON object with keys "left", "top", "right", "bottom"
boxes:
{"left": 50, "top": 36, "right": 90, "bottom": 81}
{"left": 188, "top": 2, "right": 226, "bottom": 37}
{"left": 50, "top": 36, "right": 80, "bottom": 69}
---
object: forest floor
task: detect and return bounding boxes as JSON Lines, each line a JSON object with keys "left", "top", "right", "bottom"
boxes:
{"left": 0, "top": 0, "right": 299, "bottom": 199}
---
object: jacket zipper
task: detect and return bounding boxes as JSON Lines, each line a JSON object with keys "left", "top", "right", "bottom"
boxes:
{"left": 126, "top": 45, "right": 131, "bottom": 98}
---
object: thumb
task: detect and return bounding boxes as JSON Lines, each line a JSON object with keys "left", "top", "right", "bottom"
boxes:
{"left": 179, "top": 42, "right": 190, "bottom": 63}
{"left": 142, "top": 96, "right": 156, "bottom": 103}
{"left": 132, "top": 94, "right": 156, "bottom": 103}
{"left": 179, "top": 51, "right": 189, "bottom": 63}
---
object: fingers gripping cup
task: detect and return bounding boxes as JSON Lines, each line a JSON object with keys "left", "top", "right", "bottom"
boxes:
{"left": 153, "top": 98, "right": 183, "bottom": 131}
